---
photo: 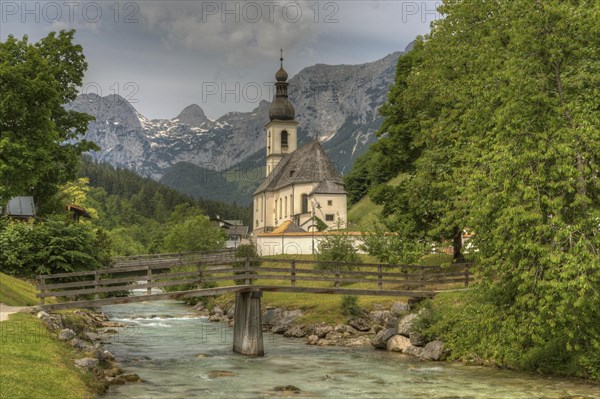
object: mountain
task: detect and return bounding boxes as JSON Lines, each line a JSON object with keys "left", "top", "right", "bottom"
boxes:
{"left": 70, "top": 50, "right": 405, "bottom": 204}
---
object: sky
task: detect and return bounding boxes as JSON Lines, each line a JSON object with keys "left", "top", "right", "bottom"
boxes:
{"left": 1, "top": 1, "right": 440, "bottom": 120}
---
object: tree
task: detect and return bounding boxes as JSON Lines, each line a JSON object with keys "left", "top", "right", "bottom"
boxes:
{"left": 162, "top": 215, "right": 226, "bottom": 253}
{"left": 316, "top": 232, "right": 361, "bottom": 272}
{"left": 0, "top": 30, "right": 97, "bottom": 209}
{"left": 368, "top": 0, "right": 600, "bottom": 379}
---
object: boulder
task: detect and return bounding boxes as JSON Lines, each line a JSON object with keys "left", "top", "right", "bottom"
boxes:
{"left": 58, "top": 329, "right": 76, "bottom": 341}
{"left": 284, "top": 325, "right": 306, "bottom": 338}
{"left": 369, "top": 310, "right": 391, "bottom": 326}
{"left": 263, "top": 308, "right": 282, "bottom": 325}
{"left": 348, "top": 316, "right": 371, "bottom": 332}
{"left": 334, "top": 324, "right": 356, "bottom": 335}
{"left": 397, "top": 313, "right": 418, "bottom": 337}
{"left": 226, "top": 306, "right": 235, "bottom": 319}
{"left": 370, "top": 327, "right": 397, "bottom": 349}
{"left": 70, "top": 338, "right": 93, "bottom": 351}
{"left": 85, "top": 332, "right": 101, "bottom": 341}
{"left": 409, "top": 331, "right": 426, "bottom": 347}
{"left": 342, "top": 336, "right": 372, "bottom": 347}
{"left": 38, "top": 312, "right": 63, "bottom": 331}
{"left": 314, "top": 325, "right": 334, "bottom": 338}
{"left": 306, "top": 335, "right": 319, "bottom": 345}
{"left": 387, "top": 335, "right": 411, "bottom": 352}
{"left": 390, "top": 302, "right": 409, "bottom": 317}
{"left": 420, "top": 340, "right": 445, "bottom": 361}
{"left": 274, "top": 385, "right": 301, "bottom": 392}
{"left": 74, "top": 358, "right": 99, "bottom": 370}
{"left": 210, "top": 306, "right": 223, "bottom": 316}
{"left": 271, "top": 310, "right": 302, "bottom": 334}
{"left": 403, "top": 344, "right": 425, "bottom": 357}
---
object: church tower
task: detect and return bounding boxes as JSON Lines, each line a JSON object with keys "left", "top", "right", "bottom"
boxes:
{"left": 265, "top": 50, "right": 298, "bottom": 176}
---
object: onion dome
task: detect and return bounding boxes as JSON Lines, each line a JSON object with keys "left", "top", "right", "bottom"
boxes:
{"left": 269, "top": 50, "right": 295, "bottom": 121}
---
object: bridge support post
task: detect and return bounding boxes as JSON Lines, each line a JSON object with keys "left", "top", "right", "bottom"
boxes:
{"left": 233, "top": 290, "right": 264, "bottom": 356}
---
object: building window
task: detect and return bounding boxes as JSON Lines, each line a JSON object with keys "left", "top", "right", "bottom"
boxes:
{"left": 327, "top": 200, "right": 333, "bottom": 206}
{"left": 256, "top": 220, "right": 259, "bottom": 227}
{"left": 281, "top": 130, "right": 288, "bottom": 148}
{"left": 284, "top": 196, "right": 288, "bottom": 217}
{"left": 301, "top": 194, "right": 308, "bottom": 214}
{"left": 290, "top": 194, "right": 293, "bottom": 215}
{"left": 325, "top": 214, "right": 335, "bottom": 222}
{"left": 279, "top": 198, "right": 282, "bottom": 219}
{"left": 255, "top": 199, "right": 259, "bottom": 212}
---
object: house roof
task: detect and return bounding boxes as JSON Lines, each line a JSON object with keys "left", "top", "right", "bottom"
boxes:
{"left": 254, "top": 140, "right": 344, "bottom": 195}
{"left": 310, "top": 180, "right": 347, "bottom": 195}
{"left": 270, "top": 220, "right": 306, "bottom": 234}
{"left": 228, "top": 225, "right": 249, "bottom": 236}
{"left": 4, "top": 197, "right": 36, "bottom": 217}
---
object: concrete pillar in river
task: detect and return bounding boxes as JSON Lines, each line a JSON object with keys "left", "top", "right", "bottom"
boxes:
{"left": 233, "top": 290, "right": 264, "bottom": 356}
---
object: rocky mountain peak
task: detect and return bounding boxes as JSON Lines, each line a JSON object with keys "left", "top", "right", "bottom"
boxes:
{"left": 173, "top": 104, "right": 209, "bottom": 127}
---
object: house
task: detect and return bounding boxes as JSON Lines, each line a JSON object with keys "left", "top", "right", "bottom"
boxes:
{"left": 1, "top": 196, "right": 36, "bottom": 220}
{"left": 211, "top": 216, "right": 249, "bottom": 248}
{"left": 252, "top": 53, "right": 348, "bottom": 235}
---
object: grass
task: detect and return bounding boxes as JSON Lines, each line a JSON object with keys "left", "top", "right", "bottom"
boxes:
{"left": 0, "top": 313, "right": 96, "bottom": 399}
{"left": 347, "top": 175, "right": 404, "bottom": 230}
{"left": 0, "top": 272, "right": 40, "bottom": 306}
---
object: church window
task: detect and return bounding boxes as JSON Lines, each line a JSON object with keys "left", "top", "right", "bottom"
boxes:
{"left": 279, "top": 198, "right": 282, "bottom": 219}
{"left": 281, "top": 130, "right": 289, "bottom": 148}
{"left": 325, "top": 214, "right": 335, "bottom": 222}
{"left": 301, "top": 194, "right": 308, "bottom": 214}
{"left": 284, "top": 196, "right": 288, "bottom": 217}
{"left": 290, "top": 194, "right": 293, "bottom": 215}
{"left": 327, "top": 200, "right": 333, "bottom": 206}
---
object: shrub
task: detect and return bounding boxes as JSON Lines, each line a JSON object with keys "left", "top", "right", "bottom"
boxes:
{"left": 340, "top": 295, "right": 361, "bottom": 318}
{"left": 315, "top": 232, "right": 361, "bottom": 272}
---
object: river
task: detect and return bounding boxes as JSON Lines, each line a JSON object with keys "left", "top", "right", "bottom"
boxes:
{"left": 99, "top": 298, "right": 599, "bottom": 399}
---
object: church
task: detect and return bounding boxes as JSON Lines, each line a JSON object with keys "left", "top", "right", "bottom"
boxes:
{"left": 252, "top": 54, "right": 348, "bottom": 235}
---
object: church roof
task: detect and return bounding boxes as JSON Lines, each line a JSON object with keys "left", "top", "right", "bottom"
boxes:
{"left": 254, "top": 140, "right": 345, "bottom": 195}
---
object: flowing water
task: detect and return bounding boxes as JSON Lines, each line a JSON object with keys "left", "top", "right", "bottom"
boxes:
{"left": 100, "top": 297, "right": 599, "bottom": 399}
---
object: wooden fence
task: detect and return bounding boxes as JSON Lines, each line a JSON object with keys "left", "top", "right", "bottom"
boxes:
{"left": 37, "top": 257, "right": 473, "bottom": 307}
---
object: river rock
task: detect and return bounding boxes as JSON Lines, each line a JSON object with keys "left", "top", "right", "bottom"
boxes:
{"left": 387, "top": 335, "right": 411, "bottom": 352}
{"left": 38, "top": 312, "right": 63, "bottom": 331}
{"left": 208, "top": 314, "right": 222, "bottom": 322}
{"left": 370, "top": 327, "right": 397, "bottom": 349}
{"left": 58, "top": 329, "right": 76, "bottom": 341}
{"left": 403, "top": 344, "right": 425, "bottom": 357}
{"left": 75, "top": 357, "right": 99, "bottom": 370}
{"left": 110, "top": 373, "right": 142, "bottom": 384}
{"left": 264, "top": 308, "right": 282, "bottom": 325}
{"left": 342, "top": 336, "right": 372, "bottom": 347}
{"left": 70, "top": 338, "right": 93, "bottom": 351}
{"left": 334, "top": 324, "right": 356, "bottom": 335}
{"left": 390, "top": 302, "right": 409, "bottom": 317}
{"left": 397, "top": 313, "right": 418, "bottom": 337}
{"left": 348, "top": 316, "right": 371, "bottom": 332}
{"left": 314, "top": 325, "right": 334, "bottom": 338}
{"left": 284, "top": 325, "right": 306, "bottom": 338}
{"left": 274, "top": 385, "right": 301, "bottom": 392}
{"left": 420, "top": 340, "right": 445, "bottom": 361}
{"left": 226, "top": 306, "right": 235, "bottom": 319}
{"left": 85, "top": 332, "right": 101, "bottom": 341}
{"left": 409, "top": 331, "right": 426, "bottom": 347}
{"left": 208, "top": 370, "right": 236, "bottom": 378}
{"left": 210, "top": 306, "right": 223, "bottom": 316}
{"left": 307, "top": 335, "right": 319, "bottom": 345}
{"left": 271, "top": 310, "right": 302, "bottom": 334}
{"left": 369, "top": 310, "right": 391, "bottom": 326}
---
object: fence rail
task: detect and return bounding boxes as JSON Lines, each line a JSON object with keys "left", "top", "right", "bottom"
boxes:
{"left": 37, "top": 256, "right": 473, "bottom": 307}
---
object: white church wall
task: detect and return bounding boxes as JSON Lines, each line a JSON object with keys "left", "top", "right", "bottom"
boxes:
{"left": 255, "top": 233, "right": 366, "bottom": 257}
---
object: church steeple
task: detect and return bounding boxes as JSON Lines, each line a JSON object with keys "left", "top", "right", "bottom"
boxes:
{"left": 269, "top": 50, "right": 295, "bottom": 121}
{"left": 265, "top": 50, "right": 298, "bottom": 177}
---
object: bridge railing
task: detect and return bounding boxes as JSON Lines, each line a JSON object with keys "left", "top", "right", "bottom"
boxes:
{"left": 112, "top": 249, "right": 235, "bottom": 268}
{"left": 36, "top": 257, "right": 473, "bottom": 305}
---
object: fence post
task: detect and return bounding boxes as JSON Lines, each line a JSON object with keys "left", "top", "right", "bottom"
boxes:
{"left": 464, "top": 265, "right": 470, "bottom": 287}
{"left": 197, "top": 263, "right": 203, "bottom": 290}
{"left": 245, "top": 257, "right": 250, "bottom": 285}
{"left": 38, "top": 276, "right": 45, "bottom": 305}
{"left": 334, "top": 264, "right": 340, "bottom": 288}
{"left": 377, "top": 265, "right": 383, "bottom": 291}
{"left": 147, "top": 266, "right": 152, "bottom": 295}
{"left": 291, "top": 260, "right": 296, "bottom": 287}
{"left": 95, "top": 270, "right": 100, "bottom": 300}
{"left": 419, "top": 267, "right": 424, "bottom": 289}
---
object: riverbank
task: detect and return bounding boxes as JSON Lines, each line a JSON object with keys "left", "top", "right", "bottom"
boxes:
{"left": 0, "top": 272, "right": 140, "bottom": 398}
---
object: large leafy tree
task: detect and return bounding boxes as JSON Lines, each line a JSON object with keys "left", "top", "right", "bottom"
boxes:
{"left": 370, "top": 0, "right": 600, "bottom": 377}
{"left": 0, "top": 30, "right": 97, "bottom": 209}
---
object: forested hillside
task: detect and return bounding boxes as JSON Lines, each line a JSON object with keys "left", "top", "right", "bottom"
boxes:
{"left": 78, "top": 158, "right": 251, "bottom": 227}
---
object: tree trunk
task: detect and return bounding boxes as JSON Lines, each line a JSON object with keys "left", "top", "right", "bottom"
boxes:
{"left": 452, "top": 226, "right": 465, "bottom": 262}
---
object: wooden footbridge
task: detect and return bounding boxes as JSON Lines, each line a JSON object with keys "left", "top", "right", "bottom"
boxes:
{"left": 36, "top": 249, "right": 472, "bottom": 356}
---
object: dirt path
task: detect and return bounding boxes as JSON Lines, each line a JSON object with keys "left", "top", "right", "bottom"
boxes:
{"left": 0, "top": 303, "right": 32, "bottom": 321}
